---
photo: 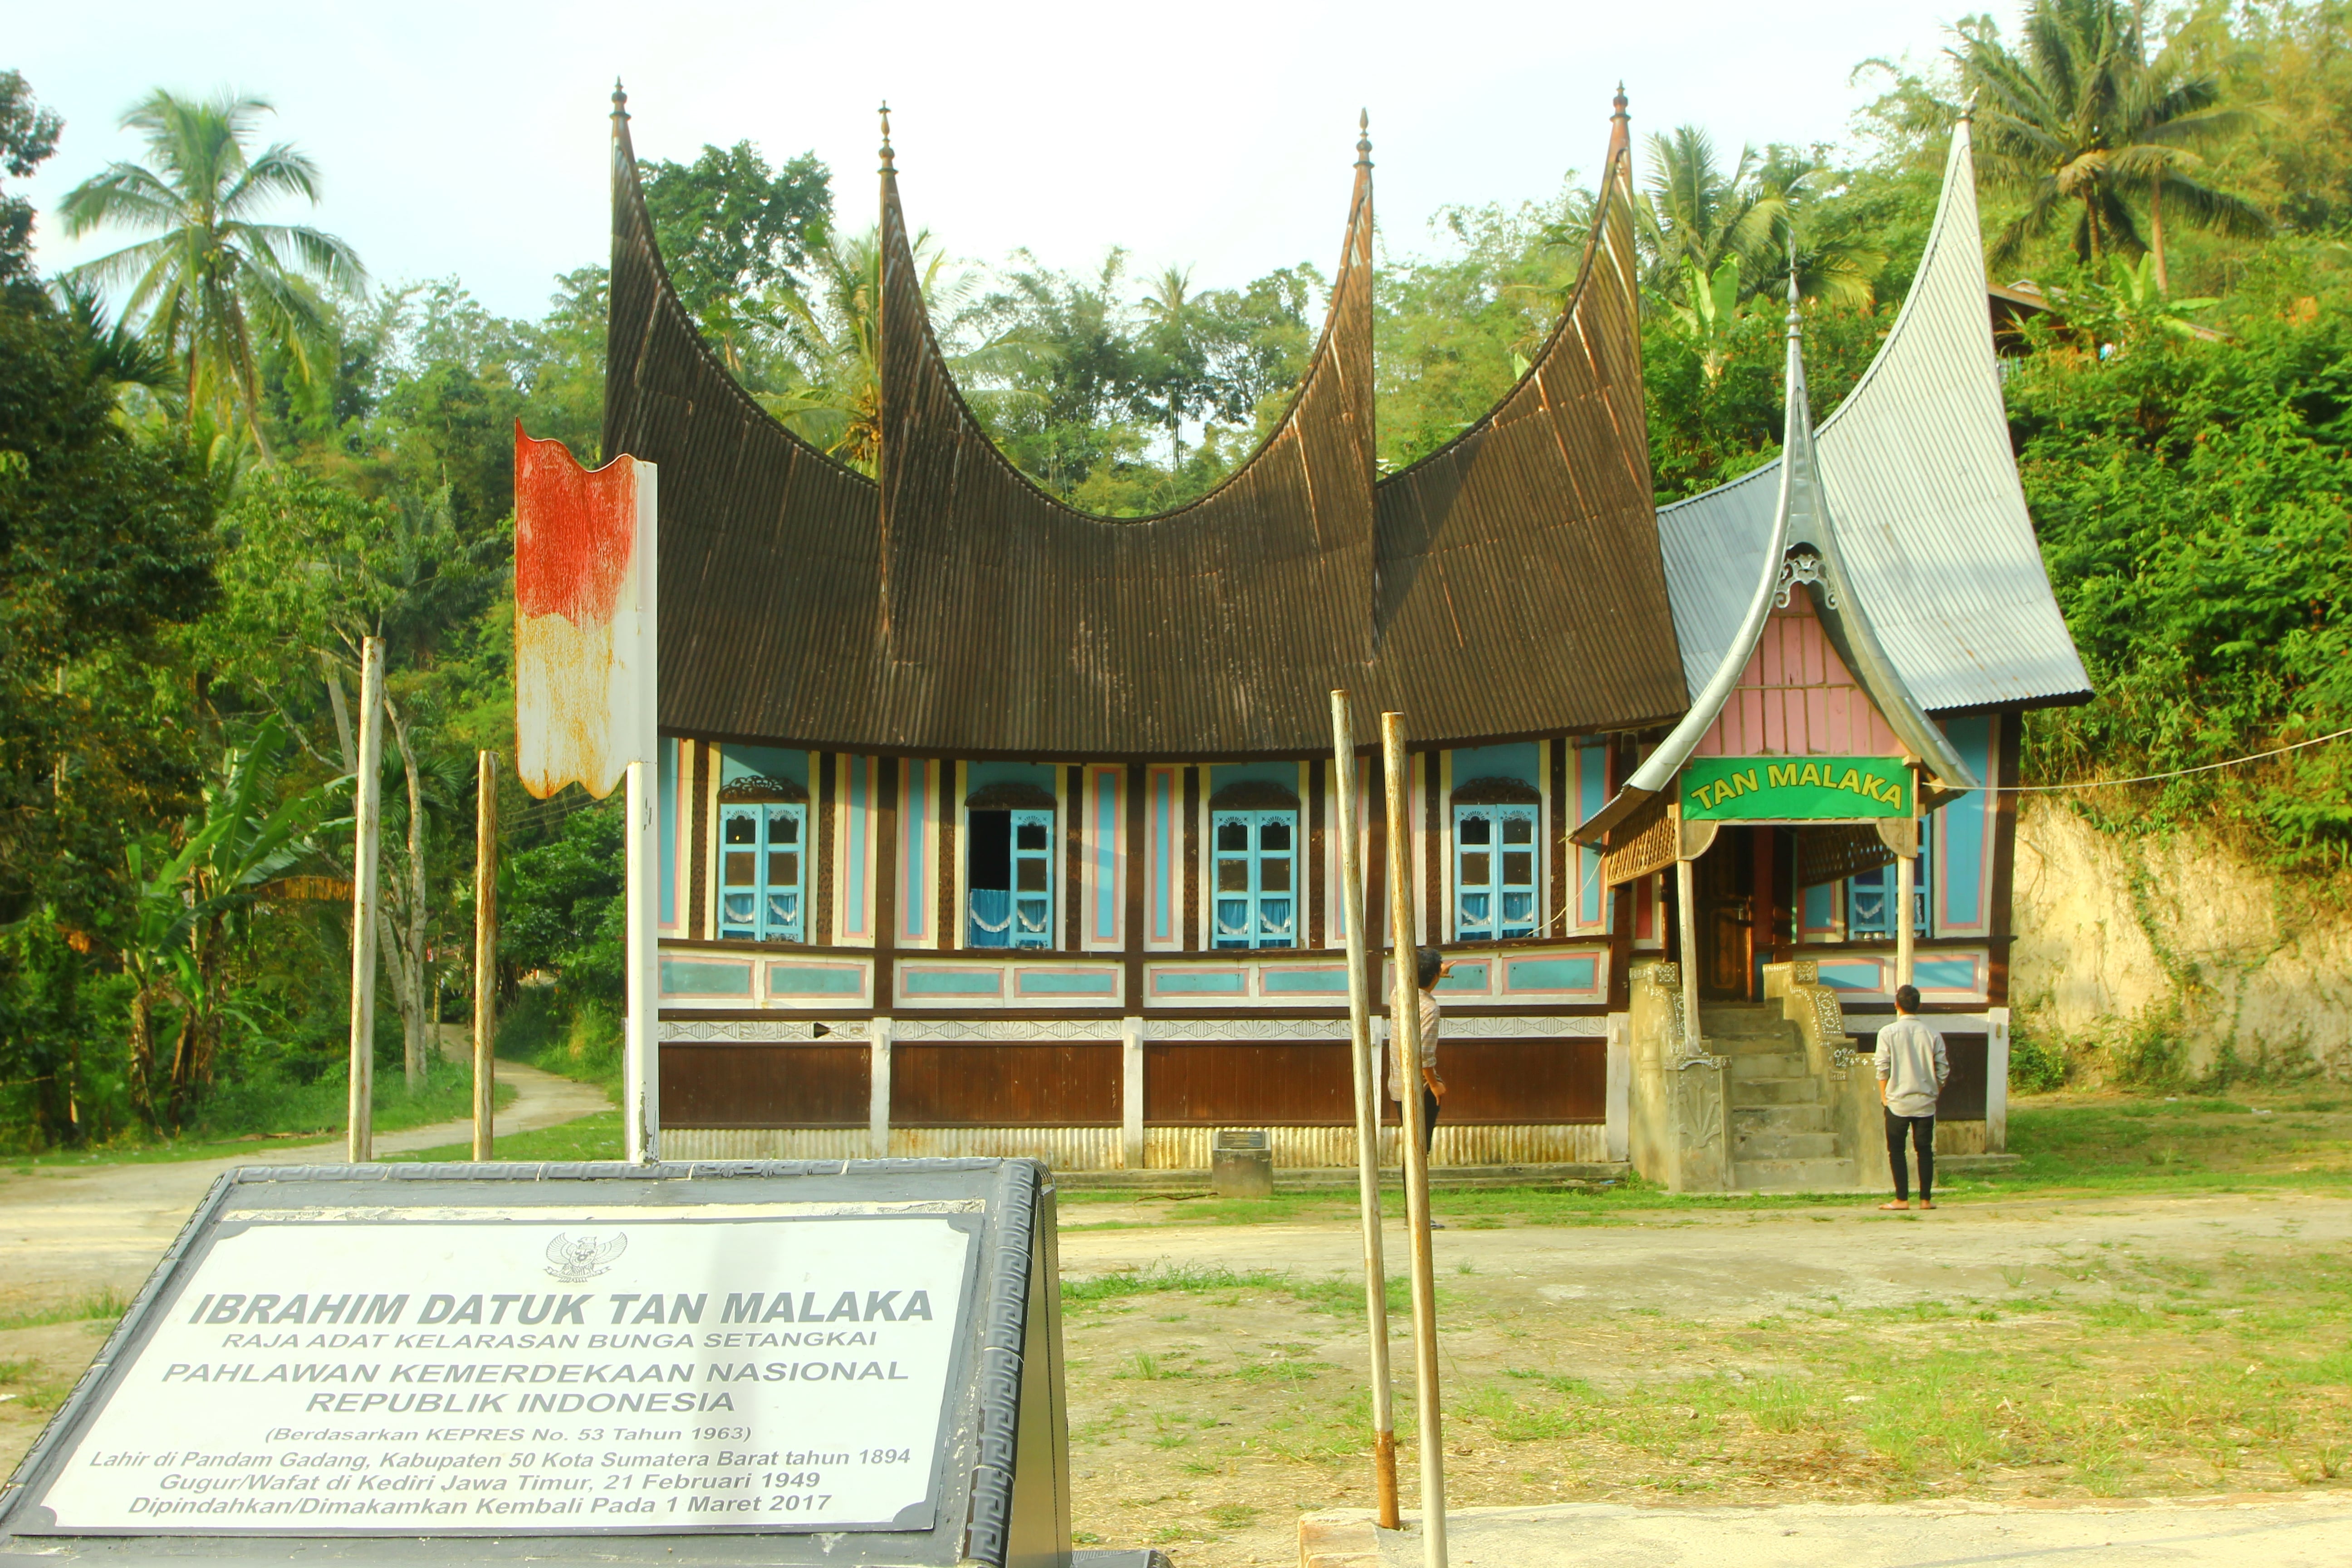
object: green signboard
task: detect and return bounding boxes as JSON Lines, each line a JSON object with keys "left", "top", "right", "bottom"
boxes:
{"left": 1682, "top": 755, "right": 1911, "bottom": 820}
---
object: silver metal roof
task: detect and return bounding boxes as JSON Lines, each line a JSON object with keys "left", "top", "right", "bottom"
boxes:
{"left": 1656, "top": 122, "right": 2092, "bottom": 715}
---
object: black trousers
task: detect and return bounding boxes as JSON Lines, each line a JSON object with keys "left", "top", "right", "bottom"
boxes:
{"left": 1421, "top": 1087, "right": 1442, "bottom": 1160}
{"left": 1885, "top": 1110, "right": 1935, "bottom": 1202}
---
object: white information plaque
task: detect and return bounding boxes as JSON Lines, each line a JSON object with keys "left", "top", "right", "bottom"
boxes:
{"left": 29, "top": 1201, "right": 977, "bottom": 1535}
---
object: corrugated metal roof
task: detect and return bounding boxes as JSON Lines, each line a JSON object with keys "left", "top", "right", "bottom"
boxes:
{"left": 1656, "top": 122, "right": 2092, "bottom": 715}
{"left": 603, "top": 101, "right": 1687, "bottom": 759}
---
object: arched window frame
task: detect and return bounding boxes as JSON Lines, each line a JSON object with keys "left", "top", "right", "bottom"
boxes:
{"left": 717, "top": 800, "right": 808, "bottom": 942}
{"left": 1454, "top": 802, "right": 1539, "bottom": 941}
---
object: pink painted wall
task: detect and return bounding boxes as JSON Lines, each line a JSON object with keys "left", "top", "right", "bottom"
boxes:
{"left": 1691, "top": 595, "right": 1902, "bottom": 757}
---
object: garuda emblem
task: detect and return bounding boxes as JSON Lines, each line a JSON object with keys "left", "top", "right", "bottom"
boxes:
{"left": 543, "top": 1231, "right": 628, "bottom": 1282}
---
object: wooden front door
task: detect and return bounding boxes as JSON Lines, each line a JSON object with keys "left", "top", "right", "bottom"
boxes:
{"left": 1695, "top": 827, "right": 1754, "bottom": 1000}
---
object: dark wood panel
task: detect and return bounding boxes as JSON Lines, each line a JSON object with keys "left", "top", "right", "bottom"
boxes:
{"left": 661, "top": 1044, "right": 867, "bottom": 1127}
{"left": 1146, "top": 1039, "right": 1602, "bottom": 1126}
{"left": 1439, "top": 1039, "right": 1605, "bottom": 1123}
{"left": 1851, "top": 1029, "right": 1989, "bottom": 1121}
{"left": 892, "top": 1043, "right": 1120, "bottom": 1127}
{"left": 1147, "top": 1043, "right": 1356, "bottom": 1125}
{"left": 1939, "top": 1033, "right": 1989, "bottom": 1120}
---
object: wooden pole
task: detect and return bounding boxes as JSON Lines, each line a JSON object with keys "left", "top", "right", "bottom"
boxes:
{"left": 472, "top": 750, "right": 498, "bottom": 1161}
{"left": 1332, "top": 692, "right": 1398, "bottom": 1528}
{"left": 624, "top": 758, "right": 660, "bottom": 1162}
{"left": 345, "top": 637, "right": 385, "bottom": 1164}
{"left": 1676, "top": 854, "right": 1703, "bottom": 1055}
{"left": 1895, "top": 820, "right": 1916, "bottom": 990}
{"left": 1381, "top": 711, "right": 1446, "bottom": 1568}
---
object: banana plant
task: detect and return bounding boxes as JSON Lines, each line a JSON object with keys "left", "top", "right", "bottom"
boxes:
{"left": 120, "top": 716, "right": 350, "bottom": 1130}
{"left": 1668, "top": 255, "right": 1745, "bottom": 382}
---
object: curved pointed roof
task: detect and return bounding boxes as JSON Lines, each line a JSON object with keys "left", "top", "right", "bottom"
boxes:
{"left": 603, "top": 96, "right": 1685, "bottom": 758}
{"left": 1652, "top": 121, "right": 2092, "bottom": 717}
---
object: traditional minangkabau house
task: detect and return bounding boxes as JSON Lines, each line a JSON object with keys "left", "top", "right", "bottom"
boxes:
{"left": 594, "top": 83, "right": 2087, "bottom": 1188}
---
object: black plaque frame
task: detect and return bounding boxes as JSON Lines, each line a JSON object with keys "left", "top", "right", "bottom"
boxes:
{"left": 0, "top": 1159, "right": 1073, "bottom": 1568}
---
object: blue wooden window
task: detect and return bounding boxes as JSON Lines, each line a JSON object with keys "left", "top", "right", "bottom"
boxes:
{"left": 718, "top": 803, "right": 806, "bottom": 942}
{"left": 1214, "top": 810, "right": 1296, "bottom": 949}
{"left": 1848, "top": 817, "right": 1932, "bottom": 939}
{"left": 1455, "top": 804, "right": 1537, "bottom": 940}
{"left": 969, "top": 808, "right": 1054, "bottom": 948}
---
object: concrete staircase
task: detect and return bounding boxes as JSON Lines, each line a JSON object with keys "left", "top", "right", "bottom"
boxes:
{"left": 1705, "top": 1003, "right": 1858, "bottom": 1191}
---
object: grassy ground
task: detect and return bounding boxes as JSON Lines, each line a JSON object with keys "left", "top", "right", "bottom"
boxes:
{"left": 382, "top": 1108, "right": 622, "bottom": 1164}
{"left": 1055, "top": 1087, "right": 2352, "bottom": 1230}
{"left": 3, "top": 1071, "right": 516, "bottom": 1175}
{"left": 1053, "top": 1235, "right": 2352, "bottom": 1558}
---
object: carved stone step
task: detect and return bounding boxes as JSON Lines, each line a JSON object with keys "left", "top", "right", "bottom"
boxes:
{"left": 1722, "top": 1029, "right": 1805, "bottom": 1053}
{"left": 1733, "top": 1103, "right": 1830, "bottom": 1133}
{"left": 1734, "top": 1130, "right": 1840, "bottom": 1160}
{"left": 1698, "top": 1006, "right": 1796, "bottom": 1039}
{"left": 1732, "top": 1076, "right": 1823, "bottom": 1105}
{"left": 1730, "top": 1051, "right": 1809, "bottom": 1080}
{"left": 1733, "top": 1156, "right": 1859, "bottom": 1191}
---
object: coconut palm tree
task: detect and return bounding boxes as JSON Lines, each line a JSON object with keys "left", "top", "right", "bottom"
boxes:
{"left": 59, "top": 89, "right": 365, "bottom": 461}
{"left": 1636, "top": 127, "right": 1786, "bottom": 299}
{"left": 1955, "top": 0, "right": 2268, "bottom": 277}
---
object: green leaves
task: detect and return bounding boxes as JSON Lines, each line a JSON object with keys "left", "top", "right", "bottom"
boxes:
{"left": 2011, "top": 299, "right": 2352, "bottom": 864}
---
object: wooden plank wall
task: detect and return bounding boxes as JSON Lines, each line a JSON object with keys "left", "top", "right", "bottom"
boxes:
{"left": 891, "top": 1043, "right": 1121, "bottom": 1126}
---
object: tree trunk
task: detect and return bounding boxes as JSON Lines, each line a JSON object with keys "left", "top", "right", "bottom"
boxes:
{"left": 386, "top": 698, "right": 431, "bottom": 1091}
{"left": 323, "top": 656, "right": 357, "bottom": 770}
{"left": 2150, "top": 180, "right": 2169, "bottom": 295}
{"left": 127, "top": 985, "right": 158, "bottom": 1130}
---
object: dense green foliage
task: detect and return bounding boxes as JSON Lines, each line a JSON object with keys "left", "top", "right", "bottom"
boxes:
{"left": 1, "top": 0, "right": 2348, "bottom": 1147}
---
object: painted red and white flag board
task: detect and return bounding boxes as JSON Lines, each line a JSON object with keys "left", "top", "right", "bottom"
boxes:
{"left": 513, "top": 423, "right": 657, "bottom": 800}
{"left": 514, "top": 423, "right": 662, "bottom": 1160}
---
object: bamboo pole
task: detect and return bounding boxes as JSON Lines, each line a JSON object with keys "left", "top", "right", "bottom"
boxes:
{"left": 1381, "top": 712, "right": 1446, "bottom": 1568}
{"left": 345, "top": 637, "right": 385, "bottom": 1164}
{"left": 1332, "top": 692, "right": 1398, "bottom": 1528}
{"left": 472, "top": 750, "right": 498, "bottom": 1161}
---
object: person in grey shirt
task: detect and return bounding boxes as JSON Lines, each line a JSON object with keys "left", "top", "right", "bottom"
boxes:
{"left": 1876, "top": 984, "right": 1949, "bottom": 1210}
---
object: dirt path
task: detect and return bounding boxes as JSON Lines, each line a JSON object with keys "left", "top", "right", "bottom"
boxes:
{"left": 0, "top": 1062, "right": 609, "bottom": 1316}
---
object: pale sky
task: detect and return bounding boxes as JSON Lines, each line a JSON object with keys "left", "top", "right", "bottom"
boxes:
{"left": 10, "top": 0, "right": 1980, "bottom": 322}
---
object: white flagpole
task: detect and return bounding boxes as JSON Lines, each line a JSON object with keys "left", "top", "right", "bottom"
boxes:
{"left": 624, "top": 463, "right": 661, "bottom": 1164}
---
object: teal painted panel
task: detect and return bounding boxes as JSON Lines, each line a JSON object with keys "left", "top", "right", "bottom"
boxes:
{"left": 1914, "top": 957, "right": 1980, "bottom": 990}
{"left": 660, "top": 958, "right": 753, "bottom": 997}
{"left": 1436, "top": 962, "right": 1489, "bottom": 994}
{"left": 1155, "top": 970, "right": 1248, "bottom": 995}
{"left": 1450, "top": 741, "right": 1542, "bottom": 791}
{"left": 766, "top": 965, "right": 866, "bottom": 997}
{"left": 1504, "top": 956, "right": 1598, "bottom": 992}
{"left": 1018, "top": 969, "right": 1117, "bottom": 995}
{"left": 1818, "top": 961, "right": 1883, "bottom": 992}
{"left": 903, "top": 968, "right": 1003, "bottom": 996}
{"left": 1262, "top": 968, "right": 1350, "bottom": 994}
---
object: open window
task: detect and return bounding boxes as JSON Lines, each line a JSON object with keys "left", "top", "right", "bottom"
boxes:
{"left": 1847, "top": 816, "right": 1932, "bottom": 939}
{"left": 1455, "top": 804, "right": 1537, "bottom": 940}
{"left": 717, "top": 801, "right": 806, "bottom": 942}
{"left": 966, "top": 781, "right": 1057, "bottom": 948}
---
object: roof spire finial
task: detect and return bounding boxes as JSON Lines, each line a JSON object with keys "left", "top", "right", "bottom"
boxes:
{"left": 612, "top": 78, "right": 629, "bottom": 122}
{"left": 878, "top": 101, "right": 894, "bottom": 175}
{"left": 1356, "top": 108, "right": 1371, "bottom": 169}
{"left": 1787, "top": 232, "right": 1803, "bottom": 328}
{"left": 1612, "top": 81, "right": 1629, "bottom": 122}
